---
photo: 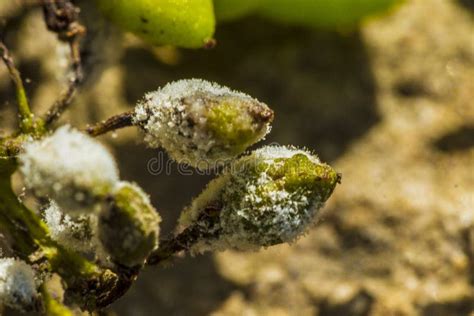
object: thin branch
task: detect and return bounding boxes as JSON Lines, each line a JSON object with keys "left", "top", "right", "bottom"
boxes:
{"left": 0, "top": 41, "right": 36, "bottom": 133}
{"left": 41, "top": 0, "right": 86, "bottom": 126}
{"left": 85, "top": 111, "right": 135, "bottom": 137}
{"left": 146, "top": 226, "right": 203, "bottom": 265}
{"left": 147, "top": 209, "right": 221, "bottom": 265}
{"left": 43, "top": 72, "right": 81, "bottom": 126}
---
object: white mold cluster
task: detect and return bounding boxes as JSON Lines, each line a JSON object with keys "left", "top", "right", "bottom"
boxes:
{"left": 0, "top": 258, "right": 38, "bottom": 311}
{"left": 19, "top": 125, "right": 119, "bottom": 212}
{"left": 43, "top": 200, "right": 98, "bottom": 253}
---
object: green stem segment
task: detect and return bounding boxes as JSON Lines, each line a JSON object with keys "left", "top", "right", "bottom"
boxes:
{"left": 0, "top": 42, "right": 42, "bottom": 134}
{"left": 41, "top": 284, "right": 74, "bottom": 316}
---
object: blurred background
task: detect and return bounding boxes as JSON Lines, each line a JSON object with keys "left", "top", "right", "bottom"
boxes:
{"left": 1, "top": 0, "right": 473, "bottom": 315}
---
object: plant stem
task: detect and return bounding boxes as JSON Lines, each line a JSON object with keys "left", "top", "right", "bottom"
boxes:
{"left": 86, "top": 111, "right": 135, "bottom": 137}
{"left": 147, "top": 210, "right": 221, "bottom": 265}
{"left": 43, "top": 73, "right": 82, "bottom": 126}
{"left": 0, "top": 41, "right": 36, "bottom": 133}
{"left": 147, "top": 226, "right": 203, "bottom": 265}
{"left": 41, "top": 0, "right": 86, "bottom": 127}
{"left": 41, "top": 284, "right": 74, "bottom": 316}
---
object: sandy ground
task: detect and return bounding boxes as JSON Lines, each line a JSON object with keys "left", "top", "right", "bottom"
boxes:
{"left": 1, "top": 0, "right": 473, "bottom": 315}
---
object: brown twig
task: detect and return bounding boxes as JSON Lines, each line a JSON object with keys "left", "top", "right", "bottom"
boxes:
{"left": 147, "top": 208, "right": 222, "bottom": 265}
{"left": 85, "top": 111, "right": 135, "bottom": 137}
{"left": 41, "top": 0, "right": 86, "bottom": 126}
{"left": 146, "top": 226, "right": 203, "bottom": 265}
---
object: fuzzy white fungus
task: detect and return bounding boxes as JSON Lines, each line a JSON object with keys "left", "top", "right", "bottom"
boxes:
{"left": 0, "top": 258, "right": 38, "bottom": 311}
{"left": 43, "top": 200, "right": 98, "bottom": 253}
{"left": 19, "top": 125, "right": 119, "bottom": 212}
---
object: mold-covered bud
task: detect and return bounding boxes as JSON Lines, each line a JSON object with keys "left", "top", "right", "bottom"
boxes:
{"left": 0, "top": 258, "right": 39, "bottom": 312}
{"left": 99, "top": 182, "right": 161, "bottom": 267}
{"left": 43, "top": 201, "right": 97, "bottom": 253}
{"left": 133, "top": 79, "right": 273, "bottom": 169}
{"left": 19, "top": 126, "right": 119, "bottom": 212}
{"left": 180, "top": 145, "right": 340, "bottom": 251}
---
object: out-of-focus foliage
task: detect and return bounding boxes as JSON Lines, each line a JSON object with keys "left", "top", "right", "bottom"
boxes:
{"left": 215, "top": 0, "right": 401, "bottom": 28}
{"left": 258, "top": 0, "right": 401, "bottom": 29}
{"left": 213, "top": 0, "right": 264, "bottom": 21}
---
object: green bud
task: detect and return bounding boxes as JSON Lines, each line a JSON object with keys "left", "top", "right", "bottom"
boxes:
{"left": 99, "top": 182, "right": 161, "bottom": 267}
{"left": 258, "top": 0, "right": 400, "bottom": 29}
{"left": 96, "top": 0, "right": 216, "bottom": 48}
{"left": 179, "top": 145, "right": 340, "bottom": 251}
{"left": 133, "top": 79, "right": 273, "bottom": 169}
{"left": 214, "top": 0, "right": 263, "bottom": 21}
{"left": 19, "top": 126, "right": 119, "bottom": 213}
